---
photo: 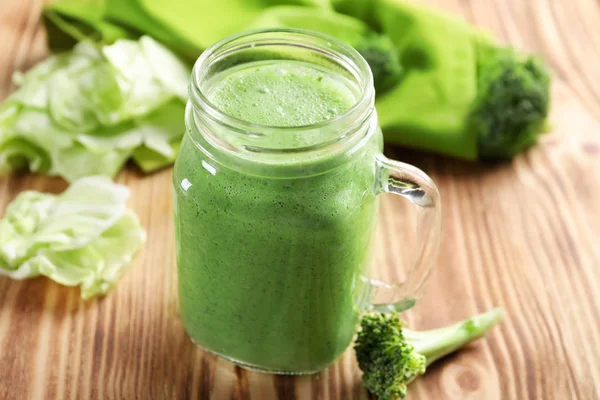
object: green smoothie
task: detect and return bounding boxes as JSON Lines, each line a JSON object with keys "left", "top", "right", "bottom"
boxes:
{"left": 174, "top": 60, "right": 381, "bottom": 373}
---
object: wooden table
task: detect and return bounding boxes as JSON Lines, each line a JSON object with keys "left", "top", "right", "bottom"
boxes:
{"left": 1, "top": 0, "right": 599, "bottom": 399}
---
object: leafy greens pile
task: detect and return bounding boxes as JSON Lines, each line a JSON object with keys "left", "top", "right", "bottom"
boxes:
{"left": 42, "top": 0, "right": 551, "bottom": 162}
{"left": 0, "top": 36, "right": 188, "bottom": 182}
{"left": 0, "top": 176, "right": 145, "bottom": 299}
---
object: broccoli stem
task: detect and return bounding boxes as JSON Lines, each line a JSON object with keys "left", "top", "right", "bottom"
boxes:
{"left": 404, "top": 308, "right": 503, "bottom": 366}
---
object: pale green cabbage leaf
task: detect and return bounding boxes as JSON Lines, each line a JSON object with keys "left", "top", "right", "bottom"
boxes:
{"left": 0, "top": 36, "right": 188, "bottom": 182}
{"left": 0, "top": 176, "right": 146, "bottom": 299}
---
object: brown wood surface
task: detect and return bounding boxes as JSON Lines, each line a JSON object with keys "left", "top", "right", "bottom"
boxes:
{"left": 1, "top": 0, "right": 599, "bottom": 399}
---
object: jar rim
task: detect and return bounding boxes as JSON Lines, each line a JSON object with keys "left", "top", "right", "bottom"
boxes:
{"left": 189, "top": 28, "right": 375, "bottom": 138}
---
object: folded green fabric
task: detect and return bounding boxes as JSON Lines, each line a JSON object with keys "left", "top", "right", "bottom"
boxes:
{"left": 0, "top": 36, "right": 188, "bottom": 181}
{"left": 371, "top": 0, "right": 482, "bottom": 159}
{"left": 44, "top": 0, "right": 333, "bottom": 57}
{"left": 340, "top": 0, "right": 550, "bottom": 159}
{"left": 0, "top": 176, "right": 145, "bottom": 299}
{"left": 41, "top": 0, "right": 550, "bottom": 160}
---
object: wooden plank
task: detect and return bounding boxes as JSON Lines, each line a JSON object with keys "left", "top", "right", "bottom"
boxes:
{"left": 0, "top": 0, "right": 599, "bottom": 399}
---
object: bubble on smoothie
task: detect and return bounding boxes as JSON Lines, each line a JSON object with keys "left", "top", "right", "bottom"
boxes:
{"left": 274, "top": 68, "right": 287, "bottom": 76}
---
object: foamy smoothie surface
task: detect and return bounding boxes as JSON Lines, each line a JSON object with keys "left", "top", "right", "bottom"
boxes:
{"left": 207, "top": 61, "right": 357, "bottom": 127}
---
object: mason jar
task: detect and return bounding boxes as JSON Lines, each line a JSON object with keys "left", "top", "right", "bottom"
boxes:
{"left": 173, "top": 29, "right": 441, "bottom": 374}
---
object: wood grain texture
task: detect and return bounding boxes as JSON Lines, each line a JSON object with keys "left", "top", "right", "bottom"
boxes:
{"left": 1, "top": 0, "right": 599, "bottom": 399}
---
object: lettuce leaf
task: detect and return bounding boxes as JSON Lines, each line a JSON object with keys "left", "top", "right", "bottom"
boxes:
{"left": 0, "top": 176, "right": 145, "bottom": 299}
{"left": 0, "top": 36, "right": 188, "bottom": 182}
{"left": 132, "top": 138, "right": 181, "bottom": 173}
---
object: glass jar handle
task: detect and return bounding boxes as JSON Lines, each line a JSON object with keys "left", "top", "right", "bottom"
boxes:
{"left": 369, "top": 154, "right": 442, "bottom": 313}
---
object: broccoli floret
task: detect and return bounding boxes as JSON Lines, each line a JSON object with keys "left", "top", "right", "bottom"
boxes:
{"left": 355, "top": 313, "right": 426, "bottom": 399}
{"left": 469, "top": 48, "right": 551, "bottom": 160}
{"left": 355, "top": 309, "right": 503, "bottom": 399}
{"left": 355, "top": 32, "right": 403, "bottom": 95}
